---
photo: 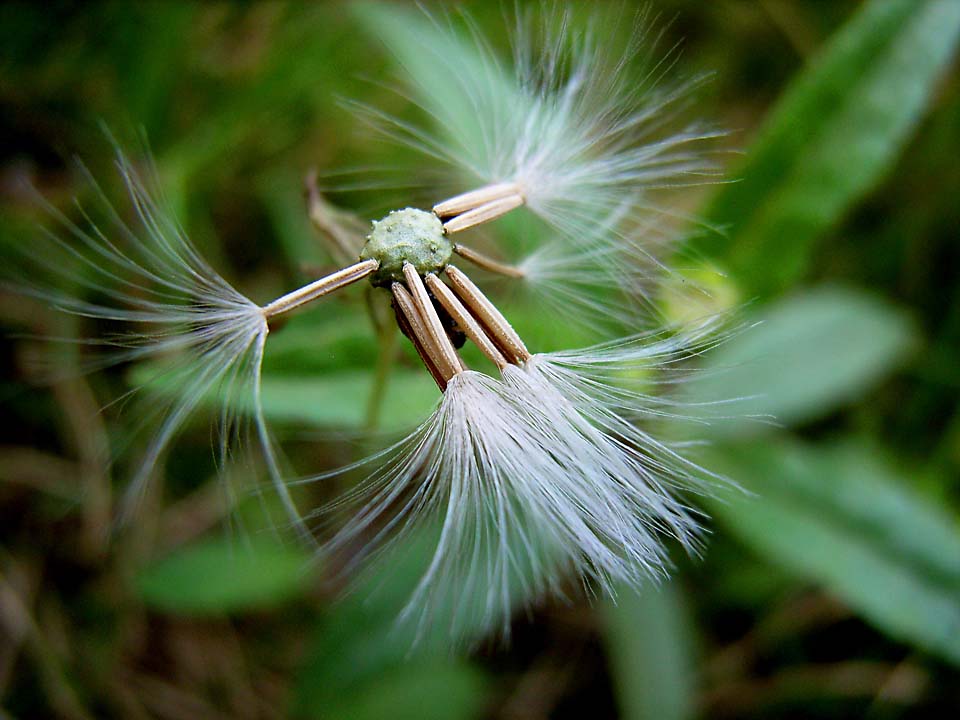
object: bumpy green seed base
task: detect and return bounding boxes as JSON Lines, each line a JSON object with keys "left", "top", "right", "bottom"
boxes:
{"left": 360, "top": 208, "right": 452, "bottom": 287}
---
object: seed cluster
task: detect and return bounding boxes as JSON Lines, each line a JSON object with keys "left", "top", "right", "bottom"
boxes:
{"left": 389, "top": 262, "right": 530, "bottom": 391}
{"left": 358, "top": 185, "right": 532, "bottom": 391}
{"left": 263, "top": 180, "right": 534, "bottom": 392}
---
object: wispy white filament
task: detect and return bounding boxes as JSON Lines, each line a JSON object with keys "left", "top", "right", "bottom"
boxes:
{"left": 362, "top": 6, "right": 723, "bottom": 244}
{"left": 307, "top": 322, "right": 734, "bottom": 645}
{"left": 353, "top": 6, "right": 725, "bottom": 334}
{"left": 12, "top": 150, "right": 307, "bottom": 535}
{"left": 513, "top": 197, "right": 678, "bottom": 331}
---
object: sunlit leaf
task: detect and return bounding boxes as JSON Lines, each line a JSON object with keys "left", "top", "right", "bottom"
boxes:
{"left": 130, "top": 362, "right": 439, "bottom": 432}
{"left": 259, "top": 370, "right": 437, "bottom": 430}
{"left": 693, "top": 0, "right": 960, "bottom": 297}
{"left": 709, "top": 437, "right": 960, "bottom": 666}
{"left": 683, "top": 286, "right": 916, "bottom": 432}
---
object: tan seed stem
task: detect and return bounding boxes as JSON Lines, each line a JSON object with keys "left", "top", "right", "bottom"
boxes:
{"left": 453, "top": 244, "right": 526, "bottom": 278}
{"left": 445, "top": 265, "right": 531, "bottom": 364}
{"left": 391, "top": 283, "right": 448, "bottom": 391}
{"left": 442, "top": 195, "right": 524, "bottom": 234}
{"left": 433, "top": 182, "right": 523, "bottom": 218}
{"left": 402, "top": 264, "right": 465, "bottom": 375}
{"left": 261, "top": 259, "right": 378, "bottom": 318}
{"left": 424, "top": 274, "right": 508, "bottom": 371}
{"left": 305, "top": 170, "right": 366, "bottom": 264}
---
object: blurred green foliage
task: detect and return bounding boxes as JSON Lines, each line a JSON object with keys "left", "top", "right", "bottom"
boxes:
{"left": 694, "top": 0, "right": 960, "bottom": 297}
{"left": 136, "top": 537, "right": 314, "bottom": 616}
{"left": 1, "top": 1, "right": 959, "bottom": 719}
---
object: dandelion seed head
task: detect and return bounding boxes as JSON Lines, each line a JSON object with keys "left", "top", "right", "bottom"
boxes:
{"left": 8, "top": 3, "right": 741, "bottom": 649}
{"left": 308, "top": 317, "right": 738, "bottom": 645}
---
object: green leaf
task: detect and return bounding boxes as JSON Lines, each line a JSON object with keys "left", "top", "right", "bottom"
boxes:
{"left": 693, "top": 0, "right": 960, "bottom": 297}
{"left": 603, "top": 581, "right": 697, "bottom": 720}
{"left": 683, "top": 285, "right": 916, "bottom": 432}
{"left": 137, "top": 536, "right": 313, "bottom": 614}
{"left": 320, "top": 662, "right": 487, "bottom": 720}
{"left": 259, "top": 370, "right": 438, "bottom": 431}
{"left": 257, "top": 170, "right": 330, "bottom": 268}
{"left": 112, "top": 4, "right": 198, "bottom": 133}
{"left": 160, "top": 5, "right": 360, "bottom": 181}
{"left": 261, "top": 308, "right": 379, "bottom": 375}
{"left": 130, "top": 361, "right": 439, "bottom": 432}
{"left": 709, "top": 437, "right": 960, "bottom": 666}
{"left": 292, "top": 527, "right": 493, "bottom": 718}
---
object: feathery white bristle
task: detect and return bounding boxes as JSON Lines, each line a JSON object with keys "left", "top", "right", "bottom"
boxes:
{"left": 309, "top": 371, "right": 561, "bottom": 643}
{"left": 514, "top": 198, "right": 676, "bottom": 331}
{"left": 362, "top": 6, "right": 723, "bottom": 244}
{"left": 307, "top": 321, "right": 735, "bottom": 645}
{"left": 356, "top": 6, "right": 725, "bottom": 333}
{"left": 13, "top": 149, "right": 308, "bottom": 536}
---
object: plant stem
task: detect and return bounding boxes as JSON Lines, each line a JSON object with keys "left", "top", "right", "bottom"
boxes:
{"left": 365, "top": 323, "right": 398, "bottom": 430}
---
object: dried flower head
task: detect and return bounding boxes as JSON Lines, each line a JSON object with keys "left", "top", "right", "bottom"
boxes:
{"left": 11, "top": 5, "right": 737, "bottom": 645}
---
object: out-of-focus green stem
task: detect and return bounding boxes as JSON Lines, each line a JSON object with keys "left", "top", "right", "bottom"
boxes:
{"left": 365, "top": 323, "right": 398, "bottom": 431}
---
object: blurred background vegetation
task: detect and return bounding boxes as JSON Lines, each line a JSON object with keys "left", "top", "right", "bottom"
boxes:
{"left": 1, "top": 1, "right": 959, "bottom": 718}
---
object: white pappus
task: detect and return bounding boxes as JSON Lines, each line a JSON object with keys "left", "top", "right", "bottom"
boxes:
{"left": 11, "top": 4, "right": 739, "bottom": 645}
{"left": 354, "top": 3, "right": 725, "bottom": 323}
